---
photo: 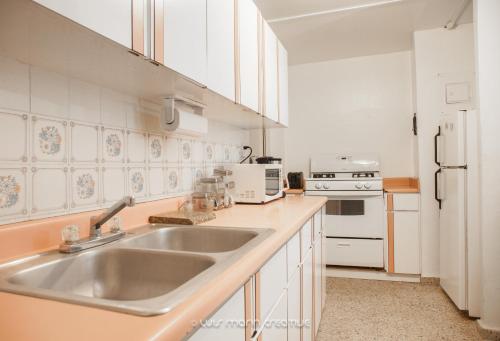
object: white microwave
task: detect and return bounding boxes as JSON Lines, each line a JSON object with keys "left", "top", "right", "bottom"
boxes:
{"left": 226, "top": 164, "right": 284, "bottom": 204}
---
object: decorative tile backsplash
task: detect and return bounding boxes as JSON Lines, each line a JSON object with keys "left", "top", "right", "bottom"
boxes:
{"left": 0, "top": 56, "right": 248, "bottom": 225}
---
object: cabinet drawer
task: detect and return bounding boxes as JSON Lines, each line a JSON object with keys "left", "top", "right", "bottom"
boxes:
{"left": 392, "top": 193, "right": 419, "bottom": 211}
{"left": 326, "top": 238, "right": 383, "bottom": 268}
{"left": 287, "top": 232, "right": 300, "bottom": 281}
{"left": 301, "top": 219, "right": 312, "bottom": 259}
{"left": 259, "top": 245, "right": 287, "bottom": 322}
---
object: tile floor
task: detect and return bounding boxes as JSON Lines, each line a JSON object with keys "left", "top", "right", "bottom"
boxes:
{"left": 317, "top": 277, "right": 482, "bottom": 340}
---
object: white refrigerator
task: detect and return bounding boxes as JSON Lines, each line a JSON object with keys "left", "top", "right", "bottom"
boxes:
{"left": 434, "top": 109, "right": 480, "bottom": 317}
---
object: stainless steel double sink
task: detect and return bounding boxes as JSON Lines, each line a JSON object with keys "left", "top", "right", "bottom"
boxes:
{"left": 0, "top": 225, "right": 273, "bottom": 316}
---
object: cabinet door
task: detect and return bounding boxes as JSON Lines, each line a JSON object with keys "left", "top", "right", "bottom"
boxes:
{"left": 259, "top": 290, "right": 288, "bottom": 341}
{"left": 33, "top": 0, "right": 132, "bottom": 48}
{"left": 263, "top": 20, "right": 279, "bottom": 122}
{"left": 237, "top": 0, "right": 259, "bottom": 112}
{"left": 163, "top": 0, "right": 207, "bottom": 85}
{"left": 301, "top": 219, "right": 312, "bottom": 260}
{"left": 189, "top": 287, "right": 245, "bottom": 341}
{"left": 259, "top": 245, "right": 287, "bottom": 322}
{"left": 302, "top": 249, "right": 313, "bottom": 341}
{"left": 287, "top": 232, "right": 301, "bottom": 281}
{"left": 394, "top": 211, "right": 420, "bottom": 274}
{"left": 321, "top": 205, "right": 326, "bottom": 309}
{"left": 207, "top": 0, "right": 235, "bottom": 101}
{"left": 314, "top": 238, "right": 322, "bottom": 335}
{"left": 321, "top": 223, "right": 327, "bottom": 310}
{"left": 287, "top": 269, "right": 301, "bottom": 341}
{"left": 277, "top": 40, "right": 288, "bottom": 126}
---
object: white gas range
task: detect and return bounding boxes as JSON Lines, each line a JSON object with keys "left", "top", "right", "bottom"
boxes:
{"left": 305, "top": 154, "right": 384, "bottom": 268}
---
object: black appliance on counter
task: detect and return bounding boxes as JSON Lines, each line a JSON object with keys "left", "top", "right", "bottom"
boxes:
{"left": 287, "top": 172, "right": 304, "bottom": 189}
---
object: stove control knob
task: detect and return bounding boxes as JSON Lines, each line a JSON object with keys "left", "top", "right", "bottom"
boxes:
{"left": 364, "top": 183, "right": 372, "bottom": 189}
{"left": 315, "top": 183, "right": 322, "bottom": 190}
{"left": 323, "top": 183, "right": 330, "bottom": 190}
{"left": 355, "top": 183, "right": 363, "bottom": 189}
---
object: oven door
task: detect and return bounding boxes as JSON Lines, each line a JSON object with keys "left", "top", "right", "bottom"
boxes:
{"left": 309, "top": 191, "right": 384, "bottom": 238}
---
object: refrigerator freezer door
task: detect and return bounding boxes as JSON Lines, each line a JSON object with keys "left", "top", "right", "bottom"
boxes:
{"left": 440, "top": 110, "right": 466, "bottom": 167}
{"left": 439, "top": 168, "right": 467, "bottom": 310}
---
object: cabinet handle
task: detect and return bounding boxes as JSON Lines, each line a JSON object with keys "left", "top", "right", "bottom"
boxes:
{"left": 337, "top": 242, "right": 351, "bottom": 247}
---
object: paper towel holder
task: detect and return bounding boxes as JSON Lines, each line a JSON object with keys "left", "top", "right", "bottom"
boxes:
{"left": 163, "top": 95, "right": 206, "bottom": 125}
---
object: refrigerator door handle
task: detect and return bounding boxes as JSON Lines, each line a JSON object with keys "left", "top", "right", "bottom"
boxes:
{"left": 434, "top": 126, "right": 441, "bottom": 166}
{"left": 434, "top": 168, "right": 442, "bottom": 209}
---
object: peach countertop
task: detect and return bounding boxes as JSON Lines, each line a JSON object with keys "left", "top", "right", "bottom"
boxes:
{"left": 0, "top": 195, "right": 327, "bottom": 341}
{"left": 383, "top": 177, "right": 420, "bottom": 193}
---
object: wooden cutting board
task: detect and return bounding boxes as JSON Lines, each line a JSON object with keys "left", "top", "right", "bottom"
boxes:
{"left": 149, "top": 210, "right": 216, "bottom": 225}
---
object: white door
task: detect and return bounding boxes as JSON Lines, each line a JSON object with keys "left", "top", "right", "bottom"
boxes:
{"left": 324, "top": 195, "right": 384, "bottom": 238}
{"left": 277, "top": 40, "right": 288, "bottom": 126}
{"left": 33, "top": 0, "right": 132, "bottom": 48}
{"left": 164, "top": 0, "right": 207, "bottom": 85}
{"left": 188, "top": 287, "right": 245, "bottom": 341}
{"left": 207, "top": 0, "right": 235, "bottom": 101}
{"left": 237, "top": 0, "right": 259, "bottom": 113}
{"left": 440, "top": 110, "right": 466, "bottom": 167}
{"left": 263, "top": 21, "right": 279, "bottom": 122}
{"left": 439, "top": 168, "right": 467, "bottom": 310}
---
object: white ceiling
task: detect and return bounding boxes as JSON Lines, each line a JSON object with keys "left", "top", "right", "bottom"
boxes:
{"left": 255, "top": 0, "right": 473, "bottom": 65}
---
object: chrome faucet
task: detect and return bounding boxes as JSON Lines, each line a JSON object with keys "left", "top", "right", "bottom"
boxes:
{"left": 59, "top": 196, "right": 135, "bottom": 253}
{"left": 89, "top": 196, "right": 135, "bottom": 237}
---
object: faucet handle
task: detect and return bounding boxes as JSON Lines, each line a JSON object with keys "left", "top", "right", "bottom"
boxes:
{"left": 109, "top": 216, "right": 122, "bottom": 233}
{"left": 61, "top": 225, "right": 80, "bottom": 243}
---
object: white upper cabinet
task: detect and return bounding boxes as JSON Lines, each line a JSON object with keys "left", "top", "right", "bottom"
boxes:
{"left": 263, "top": 20, "right": 279, "bottom": 122}
{"left": 33, "top": 0, "right": 132, "bottom": 48}
{"left": 163, "top": 0, "right": 207, "bottom": 86}
{"left": 278, "top": 40, "right": 289, "bottom": 126}
{"left": 237, "top": 0, "right": 260, "bottom": 113}
{"left": 207, "top": 0, "right": 235, "bottom": 101}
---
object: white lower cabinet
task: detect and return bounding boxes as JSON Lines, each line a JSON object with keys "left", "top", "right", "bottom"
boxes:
{"left": 394, "top": 211, "right": 420, "bottom": 274}
{"left": 190, "top": 206, "right": 327, "bottom": 341}
{"left": 386, "top": 193, "right": 421, "bottom": 275}
{"left": 287, "top": 269, "right": 301, "bottom": 341}
{"left": 314, "top": 238, "right": 322, "bottom": 335}
{"left": 259, "top": 290, "right": 288, "bottom": 341}
{"left": 189, "top": 287, "right": 245, "bottom": 341}
{"left": 321, "top": 206, "right": 327, "bottom": 310}
{"left": 259, "top": 245, "right": 287, "bottom": 321}
{"left": 302, "top": 248, "right": 313, "bottom": 341}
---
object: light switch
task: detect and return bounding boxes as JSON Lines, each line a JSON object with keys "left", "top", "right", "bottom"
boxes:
{"left": 446, "top": 82, "right": 471, "bottom": 104}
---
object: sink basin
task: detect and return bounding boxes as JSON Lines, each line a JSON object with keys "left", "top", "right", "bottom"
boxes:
{"left": 0, "top": 225, "right": 274, "bottom": 315}
{"left": 7, "top": 248, "right": 214, "bottom": 301}
{"left": 120, "top": 226, "right": 258, "bottom": 253}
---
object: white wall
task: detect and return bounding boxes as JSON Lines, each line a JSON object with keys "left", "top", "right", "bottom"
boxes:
{"left": 413, "top": 24, "right": 475, "bottom": 277}
{"left": 475, "top": 0, "right": 500, "bottom": 333}
{"left": 257, "top": 51, "right": 416, "bottom": 177}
